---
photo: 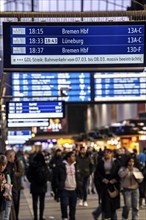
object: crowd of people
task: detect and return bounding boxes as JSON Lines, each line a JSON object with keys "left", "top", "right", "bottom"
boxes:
{"left": 0, "top": 145, "right": 146, "bottom": 220}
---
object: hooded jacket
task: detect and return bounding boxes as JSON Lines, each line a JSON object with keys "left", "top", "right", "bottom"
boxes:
{"left": 26, "top": 160, "right": 49, "bottom": 193}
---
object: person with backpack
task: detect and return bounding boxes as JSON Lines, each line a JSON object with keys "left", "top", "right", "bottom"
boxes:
{"left": 26, "top": 152, "right": 49, "bottom": 220}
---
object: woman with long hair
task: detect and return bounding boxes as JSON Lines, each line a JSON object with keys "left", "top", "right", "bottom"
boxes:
{"left": 118, "top": 156, "right": 144, "bottom": 220}
{"left": 93, "top": 149, "right": 120, "bottom": 220}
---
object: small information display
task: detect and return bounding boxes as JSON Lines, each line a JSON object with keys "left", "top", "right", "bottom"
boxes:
{"left": 7, "top": 130, "right": 32, "bottom": 144}
{"left": 6, "top": 101, "right": 65, "bottom": 119}
{"left": 94, "top": 72, "right": 146, "bottom": 101}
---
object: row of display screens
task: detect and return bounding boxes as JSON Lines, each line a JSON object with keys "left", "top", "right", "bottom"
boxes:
{"left": 7, "top": 118, "right": 67, "bottom": 143}
{"left": 12, "top": 72, "right": 146, "bottom": 102}
{"left": 7, "top": 118, "right": 67, "bottom": 144}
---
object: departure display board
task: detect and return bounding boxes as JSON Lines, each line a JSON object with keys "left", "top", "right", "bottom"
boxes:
{"left": 8, "top": 130, "right": 31, "bottom": 136}
{"left": 7, "top": 101, "right": 65, "bottom": 119}
{"left": 12, "top": 72, "right": 91, "bottom": 102}
{"left": 7, "top": 130, "right": 32, "bottom": 144}
{"left": 94, "top": 72, "right": 146, "bottom": 102}
{"left": 12, "top": 72, "right": 146, "bottom": 103}
{"left": 3, "top": 22, "right": 146, "bottom": 71}
{"left": 7, "top": 118, "right": 49, "bottom": 127}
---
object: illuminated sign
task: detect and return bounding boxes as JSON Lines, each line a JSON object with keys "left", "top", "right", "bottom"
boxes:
{"left": 94, "top": 72, "right": 146, "bottom": 101}
{"left": 6, "top": 101, "right": 65, "bottom": 119}
{"left": 7, "top": 130, "right": 32, "bottom": 144}
{"left": 12, "top": 72, "right": 91, "bottom": 102}
{"left": 3, "top": 22, "right": 146, "bottom": 71}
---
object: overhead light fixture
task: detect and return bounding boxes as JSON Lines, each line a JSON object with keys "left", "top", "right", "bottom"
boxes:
{"left": 138, "top": 122, "right": 144, "bottom": 126}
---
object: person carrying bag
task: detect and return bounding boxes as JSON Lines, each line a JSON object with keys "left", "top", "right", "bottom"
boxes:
{"left": 118, "top": 155, "right": 144, "bottom": 220}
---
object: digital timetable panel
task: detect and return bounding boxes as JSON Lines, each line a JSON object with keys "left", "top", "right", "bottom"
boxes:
{"left": 94, "top": 72, "right": 146, "bottom": 102}
{"left": 7, "top": 130, "right": 32, "bottom": 144}
{"left": 12, "top": 72, "right": 91, "bottom": 102}
{"left": 7, "top": 118, "right": 49, "bottom": 127}
{"left": 3, "top": 22, "right": 146, "bottom": 71}
{"left": 6, "top": 101, "right": 65, "bottom": 119}
{"left": 12, "top": 72, "right": 146, "bottom": 103}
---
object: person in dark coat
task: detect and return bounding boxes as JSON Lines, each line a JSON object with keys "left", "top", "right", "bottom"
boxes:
{"left": 49, "top": 149, "right": 63, "bottom": 201}
{"left": 26, "top": 152, "right": 49, "bottom": 220}
{"left": 14, "top": 155, "right": 24, "bottom": 220}
{"left": 76, "top": 146, "right": 94, "bottom": 206}
{"left": 93, "top": 149, "right": 121, "bottom": 220}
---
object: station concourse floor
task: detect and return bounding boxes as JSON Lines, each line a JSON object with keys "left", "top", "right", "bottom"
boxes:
{"left": 19, "top": 181, "right": 146, "bottom": 220}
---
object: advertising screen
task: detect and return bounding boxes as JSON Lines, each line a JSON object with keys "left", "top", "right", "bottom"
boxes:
{"left": 11, "top": 72, "right": 146, "bottom": 103}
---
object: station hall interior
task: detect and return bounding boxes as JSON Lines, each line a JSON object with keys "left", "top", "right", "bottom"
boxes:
{"left": 0, "top": 0, "right": 146, "bottom": 154}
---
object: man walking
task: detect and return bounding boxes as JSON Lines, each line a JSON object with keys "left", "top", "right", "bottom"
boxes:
{"left": 55, "top": 151, "right": 78, "bottom": 220}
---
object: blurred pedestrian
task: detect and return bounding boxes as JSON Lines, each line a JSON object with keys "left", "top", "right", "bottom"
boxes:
{"left": 5, "top": 150, "right": 17, "bottom": 220}
{"left": 76, "top": 146, "right": 94, "bottom": 207}
{"left": 92, "top": 149, "right": 120, "bottom": 220}
{"left": 118, "top": 156, "right": 144, "bottom": 220}
{"left": 26, "top": 152, "right": 49, "bottom": 220}
{"left": 55, "top": 151, "right": 80, "bottom": 220}
{"left": 49, "top": 149, "right": 63, "bottom": 201}
{"left": 13, "top": 155, "right": 24, "bottom": 220}
{"left": 0, "top": 154, "right": 12, "bottom": 220}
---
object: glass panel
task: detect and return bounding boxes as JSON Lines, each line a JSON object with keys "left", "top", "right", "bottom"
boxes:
{"left": 108, "top": 0, "right": 124, "bottom": 10}
{"left": 0, "top": 0, "right": 5, "bottom": 11}
{"left": 99, "top": 1, "right": 106, "bottom": 11}
{"left": 17, "top": 4, "right": 23, "bottom": 11}
{"left": 6, "top": 2, "right": 16, "bottom": 11}
{"left": 108, "top": 3, "right": 114, "bottom": 11}
{"left": 50, "top": 0, "right": 57, "bottom": 11}
{"left": 38, "top": 1, "right": 46, "bottom": 11}
{"left": 66, "top": 1, "right": 73, "bottom": 11}
{"left": 103, "top": 0, "right": 131, "bottom": 11}
{"left": 118, "top": 0, "right": 123, "bottom": 5}
{"left": 73, "top": 0, "right": 81, "bottom": 11}
{"left": 124, "top": 0, "right": 131, "bottom": 8}
{"left": 58, "top": 0, "right": 65, "bottom": 11}
{"left": 91, "top": 0, "right": 99, "bottom": 11}
{"left": 25, "top": 4, "right": 32, "bottom": 11}
{"left": 1, "top": 0, "right": 132, "bottom": 12}
{"left": 84, "top": 0, "right": 91, "bottom": 11}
